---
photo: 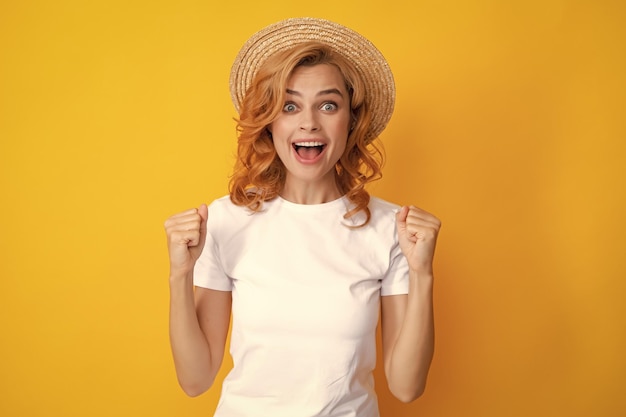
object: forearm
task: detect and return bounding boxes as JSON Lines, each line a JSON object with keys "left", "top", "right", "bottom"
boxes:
{"left": 387, "top": 269, "right": 435, "bottom": 402}
{"left": 169, "top": 274, "right": 216, "bottom": 396}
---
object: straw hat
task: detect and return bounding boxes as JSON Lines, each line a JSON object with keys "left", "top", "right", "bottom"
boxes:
{"left": 229, "top": 17, "right": 395, "bottom": 140}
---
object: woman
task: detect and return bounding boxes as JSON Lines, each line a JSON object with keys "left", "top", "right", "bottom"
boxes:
{"left": 165, "top": 17, "right": 441, "bottom": 417}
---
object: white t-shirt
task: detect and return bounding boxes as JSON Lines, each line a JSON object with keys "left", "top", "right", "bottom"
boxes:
{"left": 194, "top": 195, "right": 409, "bottom": 417}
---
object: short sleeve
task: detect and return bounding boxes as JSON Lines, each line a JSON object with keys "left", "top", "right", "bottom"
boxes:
{"left": 193, "top": 202, "right": 233, "bottom": 291}
{"left": 380, "top": 226, "right": 409, "bottom": 296}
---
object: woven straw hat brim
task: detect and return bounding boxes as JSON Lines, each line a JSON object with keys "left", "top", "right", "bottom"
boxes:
{"left": 229, "top": 17, "right": 395, "bottom": 140}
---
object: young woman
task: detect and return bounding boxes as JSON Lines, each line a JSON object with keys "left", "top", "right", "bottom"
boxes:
{"left": 165, "top": 17, "right": 441, "bottom": 417}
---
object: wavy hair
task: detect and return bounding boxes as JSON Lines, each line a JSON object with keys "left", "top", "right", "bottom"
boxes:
{"left": 229, "top": 42, "right": 384, "bottom": 226}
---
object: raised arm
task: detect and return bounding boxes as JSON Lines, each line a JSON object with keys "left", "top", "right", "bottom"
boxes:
{"left": 165, "top": 205, "right": 231, "bottom": 396}
{"left": 381, "top": 205, "right": 440, "bottom": 402}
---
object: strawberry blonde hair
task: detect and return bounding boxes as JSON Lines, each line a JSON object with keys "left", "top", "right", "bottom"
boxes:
{"left": 229, "top": 42, "right": 384, "bottom": 226}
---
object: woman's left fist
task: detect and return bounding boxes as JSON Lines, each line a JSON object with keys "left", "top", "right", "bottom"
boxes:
{"left": 396, "top": 205, "right": 441, "bottom": 273}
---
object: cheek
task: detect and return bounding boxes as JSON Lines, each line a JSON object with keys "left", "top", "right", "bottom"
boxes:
{"left": 339, "top": 113, "right": 351, "bottom": 135}
{"left": 268, "top": 118, "right": 285, "bottom": 136}
{"left": 335, "top": 119, "right": 350, "bottom": 143}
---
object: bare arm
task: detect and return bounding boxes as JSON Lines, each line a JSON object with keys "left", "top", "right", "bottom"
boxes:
{"left": 169, "top": 283, "right": 231, "bottom": 396}
{"left": 381, "top": 205, "right": 440, "bottom": 402}
{"left": 165, "top": 205, "right": 232, "bottom": 396}
{"left": 382, "top": 274, "right": 434, "bottom": 402}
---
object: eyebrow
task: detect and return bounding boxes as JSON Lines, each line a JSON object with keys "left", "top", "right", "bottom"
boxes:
{"left": 285, "top": 88, "right": 344, "bottom": 98}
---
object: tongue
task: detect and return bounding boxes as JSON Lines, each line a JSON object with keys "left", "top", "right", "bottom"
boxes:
{"left": 296, "top": 146, "right": 322, "bottom": 160}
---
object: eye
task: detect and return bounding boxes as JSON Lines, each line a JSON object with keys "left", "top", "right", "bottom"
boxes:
{"left": 283, "top": 103, "right": 297, "bottom": 113}
{"left": 321, "top": 102, "right": 338, "bottom": 111}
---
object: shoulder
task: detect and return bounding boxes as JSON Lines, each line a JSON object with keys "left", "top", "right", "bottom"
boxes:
{"left": 205, "top": 195, "right": 253, "bottom": 234}
{"left": 368, "top": 196, "right": 402, "bottom": 226}
{"left": 207, "top": 194, "right": 236, "bottom": 212}
{"left": 208, "top": 194, "right": 253, "bottom": 217}
{"left": 206, "top": 194, "right": 280, "bottom": 234}
{"left": 369, "top": 196, "right": 402, "bottom": 213}
{"left": 208, "top": 194, "right": 281, "bottom": 216}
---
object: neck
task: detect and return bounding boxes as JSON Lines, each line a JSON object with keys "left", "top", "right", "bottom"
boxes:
{"left": 280, "top": 176, "right": 341, "bottom": 205}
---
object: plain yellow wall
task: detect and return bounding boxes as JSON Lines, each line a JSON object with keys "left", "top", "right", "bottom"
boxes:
{"left": 1, "top": 1, "right": 625, "bottom": 416}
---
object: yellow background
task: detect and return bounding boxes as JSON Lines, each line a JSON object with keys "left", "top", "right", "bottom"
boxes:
{"left": 1, "top": 0, "right": 625, "bottom": 416}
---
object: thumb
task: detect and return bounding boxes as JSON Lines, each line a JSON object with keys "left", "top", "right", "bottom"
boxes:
{"left": 198, "top": 203, "right": 208, "bottom": 241}
{"left": 395, "top": 205, "right": 409, "bottom": 234}
{"left": 395, "top": 206, "right": 414, "bottom": 255}
{"left": 188, "top": 203, "right": 209, "bottom": 261}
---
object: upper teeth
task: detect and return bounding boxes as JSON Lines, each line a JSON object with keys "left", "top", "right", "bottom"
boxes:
{"left": 295, "top": 141, "right": 324, "bottom": 147}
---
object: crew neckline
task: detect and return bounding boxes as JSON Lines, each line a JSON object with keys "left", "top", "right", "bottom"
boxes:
{"left": 276, "top": 194, "right": 350, "bottom": 211}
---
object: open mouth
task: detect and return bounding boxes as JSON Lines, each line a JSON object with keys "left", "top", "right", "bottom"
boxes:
{"left": 293, "top": 141, "right": 326, "bottom": 161}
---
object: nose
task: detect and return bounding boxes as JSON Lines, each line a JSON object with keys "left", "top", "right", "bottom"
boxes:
{"left": 299, "top": 108, "right": 320, "bottom": 132}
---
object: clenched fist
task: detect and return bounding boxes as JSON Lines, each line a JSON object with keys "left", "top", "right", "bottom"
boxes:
{"left": 164, "top": 204, "right": 208, "bottom": 278}
{"left": 396, "top": 205, "right": 441, "bottom": 274}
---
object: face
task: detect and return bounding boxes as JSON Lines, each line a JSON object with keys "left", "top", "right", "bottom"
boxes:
{"left": 269, "top": 64, "right": 351, "bottom": 194}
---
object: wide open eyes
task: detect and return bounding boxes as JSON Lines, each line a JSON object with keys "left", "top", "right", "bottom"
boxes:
{"left": 283, "top": 102, "right": 297, "bottom": 113}
{"left": 281, "top": 101, "right": 338, "bottom": 113}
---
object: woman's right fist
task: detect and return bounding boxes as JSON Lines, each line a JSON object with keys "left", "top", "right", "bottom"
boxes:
{"left": 164, "top": 204, "right": 208, "bottom": 277}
